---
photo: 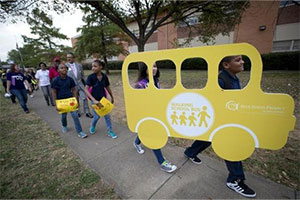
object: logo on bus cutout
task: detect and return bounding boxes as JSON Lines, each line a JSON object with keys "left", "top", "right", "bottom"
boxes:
{"left": 167, "top": 93, "right": 214, "bottom": 137}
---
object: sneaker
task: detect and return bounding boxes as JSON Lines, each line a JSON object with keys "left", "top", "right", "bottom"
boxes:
{"left": 160, "top": 160, "right": 177, "bottom": 173}
{"left": 107, "top": 131, "right": 117, "bottom": 139}
{"left": 226, "top": 179, "right": 256, "bottom": 198}
{"left": 90, "top": 126, "right": 95, "bottom": 134}
{"left": 133, "top": 141, "right": 144, "bottom": 154}
{"left": 184, "top": 153, "right": 202, "bottom": 165}
{"left": 78, "top": 131, "right": 88, "bottom": 139}
{"left": 25, "top": 110, "right": 30, "bottom": 114}
{"left": 86, "top": 113, "right": 93, "bottom": 118}
{"left": 62, "top": 126, "right": 67, "bottom": 133}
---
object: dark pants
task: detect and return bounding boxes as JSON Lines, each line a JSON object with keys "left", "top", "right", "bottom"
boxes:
{"left": 10, "top": 89, "right": 28, "bottom": 112}
{"left": 184, "top": 140, "right": 245, "bottom": 182}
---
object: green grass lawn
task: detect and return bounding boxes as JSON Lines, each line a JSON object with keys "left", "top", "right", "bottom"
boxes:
{"left": 0, "top": 88, "right": 119, "bottom": 199}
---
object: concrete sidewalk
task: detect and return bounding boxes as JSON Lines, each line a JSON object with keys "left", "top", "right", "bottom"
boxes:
{"left": 28, "top": 90, "right": 297, "bottom": 199}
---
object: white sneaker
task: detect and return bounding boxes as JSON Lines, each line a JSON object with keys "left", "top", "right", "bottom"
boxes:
{"left": 160, "top": 160, "right": 177, "bottom": 173}
{"left": 133, "top": 141, "right": 144, "bottom": 154}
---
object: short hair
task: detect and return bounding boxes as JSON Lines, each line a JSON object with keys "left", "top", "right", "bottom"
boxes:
{"left": 58, "top": 63, "right": 67, "bottom": 69}
{"left": 93, "top": 60, "right": 105, "bottom": 67}
{"left": 219, "top": 56, "right": 236, "bottom": 69}
{"left": 39, "top": 62, "right": 47, "bottom": 68}
{"left": 67, "top": 52, "right": 75, "bottom": 57}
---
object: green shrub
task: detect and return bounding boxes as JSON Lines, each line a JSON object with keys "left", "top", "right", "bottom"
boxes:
{"left": 84, "top": 51, "right": 299, "bottom": 71}
{"left": 107, "top": 61, "right": 123, "bottom": 70}
{"left": 261, "top": 51, "right": 299, "bottom": 70}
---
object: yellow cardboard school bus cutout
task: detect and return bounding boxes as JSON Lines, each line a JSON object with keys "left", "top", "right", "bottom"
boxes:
{"left": 56, "top": 97, "right": 78, "bottom": 114}
{"left": 92, "top": 97, "right": 114, "bottom": 117}
{"left": 122, "top": 43, "right": 296, "bottom": 161}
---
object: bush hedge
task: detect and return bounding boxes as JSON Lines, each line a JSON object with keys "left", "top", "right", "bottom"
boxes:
{"left": 87, "top": 51, "right": 299, "bottom": 71}
{"left": 261, "top": 51, "right": 299, "bottom": 70}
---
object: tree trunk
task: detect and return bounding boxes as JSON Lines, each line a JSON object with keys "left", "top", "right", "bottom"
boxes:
{"left": 137, "top": 42, "right": 145, "bottom": 52}
{"left": 100, "top": 29, "right": 109, "bottom": 75}
{"left": 103, "top": 55, "right": 109, "bottom": 75}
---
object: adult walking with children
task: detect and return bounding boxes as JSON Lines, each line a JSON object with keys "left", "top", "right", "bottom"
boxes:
{"left": 6, "top": 64, "right": 32, "bottom": 113}
{"left": 66, "top": 52, "right": 93, "bottom": 118}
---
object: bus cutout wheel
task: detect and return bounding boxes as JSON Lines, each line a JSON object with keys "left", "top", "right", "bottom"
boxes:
{"left": 211, "top": 126, "right": 256, "bottom": 161}
{"left": 137, "top": 118, "right": 169, "bottom": 150}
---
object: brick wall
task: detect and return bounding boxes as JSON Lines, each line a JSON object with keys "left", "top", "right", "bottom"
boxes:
{"left": 234, "top": 1, "right": 280, "bottom": 54}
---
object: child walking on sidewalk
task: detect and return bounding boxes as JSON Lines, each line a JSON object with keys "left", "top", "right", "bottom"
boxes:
{"left": 133, "top": 63, "right": 177, "bottom": 173}
{"left": 51, "top": 63, "right": 87, "bottom": 139}
{"left": 84, "top": 60, "right": 117, "bottom": 139}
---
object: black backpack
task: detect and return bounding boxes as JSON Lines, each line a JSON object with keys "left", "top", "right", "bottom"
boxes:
{"left": 218, "top": 72, "right": 232, "bottom": 89}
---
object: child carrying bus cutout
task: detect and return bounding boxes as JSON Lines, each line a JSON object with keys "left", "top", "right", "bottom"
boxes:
{"left": 51, "top": 63, "right": 88, "bottom": 139}
{"left": 84, "top": 60, "right": 117, "bottom": 139}
{"left": 184, "top": 55, "right": 256, "bottom": 198}
{"left": 133, "top": 63, "right": 177, "bottom": 173}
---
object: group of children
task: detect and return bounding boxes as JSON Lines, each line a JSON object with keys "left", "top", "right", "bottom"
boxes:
{"left": 51, "top": 60, "right": 117, "bottom": 139}
{"left": 4, "top": 54, "right": 256, "bottom": 198}
{"left": 133, "top": 55, "right": 255, "bottom": 198}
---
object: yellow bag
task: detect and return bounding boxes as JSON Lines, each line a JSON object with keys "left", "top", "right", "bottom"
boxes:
{"left": 56, "top": 97, "right": 78, "bottom": 114}
{"left": 92, "top": 97, "right": 114, "bottom": 117}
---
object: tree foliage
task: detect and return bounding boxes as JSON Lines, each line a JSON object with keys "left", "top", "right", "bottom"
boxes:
{"left": 75, "top": 5, "right": 129, "bottom": 74}
{"left": 74, "top": 0, "right": 249, "bottom": 52}
{"left": 23, "top": 8, "right": 69, "bottom": 50}
{"left": 0, "top": 0, "right": 71, "bottom": 23}
{"left": 6, "top": 7, "right": 72, "bottom": 67}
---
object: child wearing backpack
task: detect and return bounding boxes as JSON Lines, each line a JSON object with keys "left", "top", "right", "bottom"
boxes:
{"left": 184, "top": 55, "right": 256, "bottom": 198}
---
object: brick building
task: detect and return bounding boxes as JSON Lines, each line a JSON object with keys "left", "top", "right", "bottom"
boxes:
{"left": 71, "top": 1, "right": 299, "bottom": 61}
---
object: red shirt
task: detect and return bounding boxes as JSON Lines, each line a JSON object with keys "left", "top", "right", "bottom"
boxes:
{"left": 49, "top": 66, "right": 59, "bottom": 81}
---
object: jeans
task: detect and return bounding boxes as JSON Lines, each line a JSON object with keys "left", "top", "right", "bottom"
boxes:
{"left": 184, "top": 140, "right": 245, "bottom": 182}
{"left": 61, "top": 110, "right": 82, "bottom": 133}
{"left": 90, "top": 105, "right": 112, "bottom": 132}
{"left": 135, "top": 136, "right": 165, "bottom": 164}
{"left": 10, "top": 89, "right": 28, "bottom": 112}
{"left": 41, "top": 85, "right": 54, "bottom": 105}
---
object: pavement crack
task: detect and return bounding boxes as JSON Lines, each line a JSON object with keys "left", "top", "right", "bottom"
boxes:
{"left": 148, "top": 158, "right": 189, "bottom": 199}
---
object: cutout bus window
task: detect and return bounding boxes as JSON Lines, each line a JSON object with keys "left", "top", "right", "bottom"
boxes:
{"left": 218, "top": 55, "right": 251, "bottom": 89}
{"left": 127, "top": 62, "right": 148, "bottom": 89}
{"left": 181, "top": 57, "right": 208, "bottom": 89}
{"left": 155, "top": 60, "right": 176, "bottom": 89}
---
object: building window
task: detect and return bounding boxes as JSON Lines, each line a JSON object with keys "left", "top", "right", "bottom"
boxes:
{"left": 280, "top": 0, "right": 296, "bottom": 7}
{"left": 132, "top": 28, "right": 157, "bottom": 37}
{"left": 178, "top": 16, "right": 199, "bottom": 28}
{"left": 272, "top": 40, "right": 299, "bottom": 52}
{"left": 292, "top": 39, "right": 299, "bottom": 50}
